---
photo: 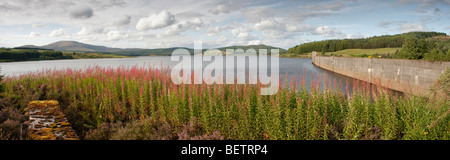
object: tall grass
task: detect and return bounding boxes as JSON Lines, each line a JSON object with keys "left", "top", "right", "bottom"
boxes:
{"left": 3, "top": 65, "right": 449, "bottom": 140}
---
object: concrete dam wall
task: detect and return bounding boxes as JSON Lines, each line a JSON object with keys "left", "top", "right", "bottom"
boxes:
{"left": 311, "top": 52, "right": 450, "bottom": 96}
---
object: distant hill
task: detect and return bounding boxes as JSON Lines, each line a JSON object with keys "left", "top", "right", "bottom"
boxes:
{"left": 15, "top": 45, "right": 42, "bottom": 49}
{"left": 41, "top": 41, "right": 121, "bottom": 52}
{"left": 287, "top": 31, "right": 448, "bottom": 54}
{"left": 16, "top": 41, "right": 287, "bottom": 56}
{"left": 17, "top": 41, "right": 119, "bottom": 52}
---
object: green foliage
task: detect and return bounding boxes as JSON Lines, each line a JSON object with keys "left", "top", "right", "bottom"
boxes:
{"left": 0, "top": 48, "right": 128, "bottom": 62}
{"left": 0, "top": 49, "right": 72, "bottom": 62}
{"left": 396, "top": 38, "right": 425, "bottom": 59}
{"left": 430, "top": 67, "right": 450, "bottom": 97}
{"left": 398, "top": 37, "right": 450, "bottom": 61}
{"left": 65, "top": 52, "right": 128, "bottom": 59}
{"left": 287, "top": 31, "right": 447, "bottom": 56}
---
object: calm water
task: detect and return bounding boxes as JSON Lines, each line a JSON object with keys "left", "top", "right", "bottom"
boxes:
{"left": 0, "top": 56, "right": 358, "bottom": 94}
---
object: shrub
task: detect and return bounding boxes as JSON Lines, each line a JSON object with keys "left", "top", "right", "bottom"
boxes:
{"left": 0, "top": 119, "right": 21, "bottom": 140}
{"left": 84, "top": 122, "right": 123, "bottom": 140}
{"left": 110, "top": 117, "right": 176, "bottom": 140}
{"left": 177, "top": 118, "right": 225, "bottom": 140}
{"left": 0, "top": 106, "right": 25, "bottom": 122}
{"left": 0, "top": 106, "right": 25, "bottom": 140}
{"left": 431, "top": 67, "right": 450, "bottom": 97}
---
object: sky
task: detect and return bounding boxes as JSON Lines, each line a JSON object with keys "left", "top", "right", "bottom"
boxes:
{"left": 0, "top": 0, "right": 449, "bottom": 49}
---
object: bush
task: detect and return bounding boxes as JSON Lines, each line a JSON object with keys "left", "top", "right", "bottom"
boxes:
{"left": 0, "top": 106, "right": 25, "bottom": 122}
{"left": 431, "top": 67, "right": 450, "bottom": 97}
{"left": 85, "top": 117, "right": 177, "bottom": 140}
{"left": 84, "top": 122, "right": 123, "bottom": 140}
{"left": 0, "top": 119, "right": 21, "bottom": 140}
{"left": 110, "top": 117, "right": 176, "bottom": 140}
{"left": 85, "top": 117, "right": 225, "bottom": 140}
{"left": 177, "top": 118, "right": 225, "bottom": 140}
{"left": 0, "top": 106, "right": 25, "bottom": 140}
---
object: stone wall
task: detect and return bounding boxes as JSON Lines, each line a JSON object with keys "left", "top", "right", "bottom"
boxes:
{"left": 312, "top": 51, "right": 450, "bottom": 95}
{"left": 26, "top": 100, "right": 79, "bottom": 140}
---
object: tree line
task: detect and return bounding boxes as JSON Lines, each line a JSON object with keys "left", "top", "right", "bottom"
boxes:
{"left": 287, "top": 31, "right": 448, "bottom": 55}
{"left": 392, "top": 37, "right": 450, "bottom": 61}
{"left": 0, "top": 48, "right": 72, "bottom": 62}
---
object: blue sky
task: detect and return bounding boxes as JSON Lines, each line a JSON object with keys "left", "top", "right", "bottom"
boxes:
{"left": 0, "top": 0, "right": 449, "bottom": 49}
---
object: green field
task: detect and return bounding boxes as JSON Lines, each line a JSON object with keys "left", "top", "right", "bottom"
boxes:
{"left": 281, "top": 48, "right": 400, "bottom": 58}
{"left": 62, "top": 52, "right": 129, "bottom": 59}
{"left": 323, "top": 48, "right": 400, "bottom": 57}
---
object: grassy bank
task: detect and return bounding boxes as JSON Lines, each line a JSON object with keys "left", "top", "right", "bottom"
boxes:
{"left": 280, "top": 53, "right": 312, "bottom": 58}
{"left": 280, "top": 48, "right": 400, "bottom": 58}
{"left": 0, "top": 48, "right": 128, "bottom": 62}
{"left": 62, "top": 52, "right": 129, "bottom": 59}
{"left": 1, "top": 66, "right": 449, "bottom": 140}
{"left": 323, "top": 48, "right": 400, "bottom": 57}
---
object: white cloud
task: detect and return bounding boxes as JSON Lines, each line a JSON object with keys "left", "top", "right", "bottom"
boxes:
{"left": 345, "top": 33, "right": 367, "bottom": 39}
{"left": 107, "top": 30, "right": 129, "bottom": 41}
{"left": 216, "top": 35, "right": 228, "bottom": 44}
{"left": 242, "top": 7, "right": 278, "bottom": 23}
{"left": 206, "top": 25, "right": 231, "bottom": 36}
{"left": 25, "top": 32, "right": 40, "bottom": 38}
{"left": 247, "top": 40, "right": 261, "bottom": 45}
{"left": 285, "top": 24, "right": 314, "bottom": 32}
{"left": 77, "top": 26, "right": 104, "bottom": 35}
{"left": 312, "top": 26, "right": 345, "bottom": 38}
{"left": 231, "top": 27, "right": 252, "bottom": 39}
{"left": 136, "top": 10, "right": 176, "bottom": 31}
{"left": 297, "top": 37, "right": 310, "bottom": 44}
{"left": 208, "top": 2, "right": 239, "bottom": 15}
{"left": 49, "top": 28, "right": 68, "bottom": 37}
{"left": 253, "top": 19, "right": 315, "bottom": 37}
{"left": 254, "top": 19, "right": 280, "bottom": 30}
{"left": 161, "top": 18, "right": 203, "bottom": 36}
{"left": 400, "top": 23, "right": 429, "bottom": 33}
{"left": 32, "top": 23, "right": 45, "bottom": 28}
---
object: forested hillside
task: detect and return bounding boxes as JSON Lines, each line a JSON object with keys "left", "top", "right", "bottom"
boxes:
{"left": 287, "top": 32, "right": 447, "bottom": 54}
